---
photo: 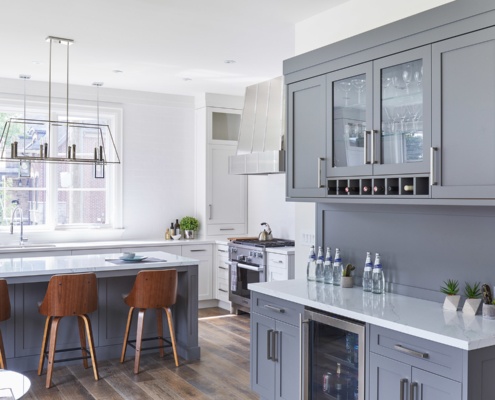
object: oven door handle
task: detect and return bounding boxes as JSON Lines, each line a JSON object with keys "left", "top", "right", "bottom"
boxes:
{"left": 237, "top": 263, "right": 264, "bottom": 272}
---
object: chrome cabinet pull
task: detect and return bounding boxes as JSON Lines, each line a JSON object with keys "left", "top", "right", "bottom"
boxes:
{"left": 410, "top": 382, "right": 418, "bottom": 400}
{"left": 317, "top": 157, "right": 324, "bottom": 188}
{"left": 209, "top": 204, "right": 212, "bottom": 219}
{"left": 219, "top": 228, "right": 235, "bottom": 231}
{"left": 219, "top": 266, "right": 228, "bottom": 270}
{"left": 394, "top": 344, "right": 429, "bottom": 359}
{"left": 218, "top": 288, "right": 228, "bottom": 293}
{"left": 364, "top": 130, "right": 370, "bottom": 164}
{"left": 371, "top": 129, "right": 379, "bottom": 164}
{"left": 272, "top": 331, "right": 279, "bottom": 362}
{"left": 264, "top": 304, "right": 286, "bottom": 313}
{"left": 430, "top": 147, "right": 438, "bottom": 186}
{"left": 217, "top": 249, "right": 228, "bottom": 253}
{"left": 190, "top": 249, "right": 207, "bottom": 252}
{"left": 267, "top": 329, "right": 273, "bottom": 360}
{"left": 400, "top": 378, "right": 408, "bottom": 400}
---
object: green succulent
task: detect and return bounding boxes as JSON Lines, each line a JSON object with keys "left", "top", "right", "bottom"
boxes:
{"left": 440, "top": 279, "right": 459, "bottom": 296}
{"left": 343, "top": 263, "right": 355, "bottom": 277}
{"left": 464, "top": 282, "right": 481, "bottom": 299}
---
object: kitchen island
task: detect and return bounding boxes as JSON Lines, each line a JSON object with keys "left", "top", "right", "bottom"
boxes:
{"left": 0, "top": 251, "right": 200, "bottom": 372}
{"left": 249, "top": 279, "right": 495, "bottom": 400}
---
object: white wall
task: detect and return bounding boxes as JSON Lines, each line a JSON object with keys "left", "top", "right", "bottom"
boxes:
{"left": 0, "top": 77, "right": 195, "bottom": 244}
{"left": 295, "top": 0, "right": 454, "bottom": 54}
{"left": 247, "top": 174, "right": 295, "bottom": 240}
{"left": 292, "top": 0, "right": 455, "bottom": 276}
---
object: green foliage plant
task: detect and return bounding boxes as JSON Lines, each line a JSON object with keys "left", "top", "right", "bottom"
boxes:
{"left": 180, "top": 216, "right": 199, "bottom": 231}
{"left": 440, "top": 279, "right": 459, "bottom": 296}
{"left": 464, "top": 282, "right": 481, "bottom": 299}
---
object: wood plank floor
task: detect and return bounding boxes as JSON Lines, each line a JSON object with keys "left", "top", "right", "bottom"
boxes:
{"left": 22, "top": 308, "right": 257, "bottom": 400}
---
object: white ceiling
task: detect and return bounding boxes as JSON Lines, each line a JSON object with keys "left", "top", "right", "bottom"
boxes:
{"left": 1, "top": 0, "right": 347, "bottom": 97}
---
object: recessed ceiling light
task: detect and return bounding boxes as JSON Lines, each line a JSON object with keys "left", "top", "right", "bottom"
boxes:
{"left": 113, "top": 69, "right": 123, "bottom": 74}
{"left": 32, "top": 61, "right": 42, "bottom": 65}
{"left": 224, "top": 60, "right": 236, "bottom": 64}
{"left": 183, "top": 77, "right": 192, "bottom": 81}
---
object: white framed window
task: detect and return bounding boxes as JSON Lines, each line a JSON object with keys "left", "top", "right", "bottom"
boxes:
{"left": 0, "top": 96, "right": 123, "bottom": 231}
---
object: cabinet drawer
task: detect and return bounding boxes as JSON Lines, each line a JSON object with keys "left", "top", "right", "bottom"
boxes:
{"left": 369, "top": 325, "right": 463, "bottom": 381}
{"left": 217, "top": 265, "right": 229, "bottom": 280}
{"left": 267, "top": 252, "right": 287, "bottom": 265}
{"left": 182, "top": 244, "right": 212, "bottom": 260}
{"left": 217, "top": 280, "right": 229, "bottom": 300}
{"left": 207, "top": 224, "right": 245, "bottom": 236}
{"left": 252, "top": 292, "right": 303, "bottom": 326}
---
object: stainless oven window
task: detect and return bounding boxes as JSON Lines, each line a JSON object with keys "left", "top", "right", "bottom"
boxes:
{"left": 230, "top": 261, "right": 264, "bottom": 299}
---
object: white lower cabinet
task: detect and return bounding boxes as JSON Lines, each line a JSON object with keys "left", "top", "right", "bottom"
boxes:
{"left": 266, "top": 250, "right": 295, "bottom": 282}
{"left": 215, "top": 244, "right": 230, "bottom": 303}
{"left": 182, "top": 244, "right": 213, "bottom": 301}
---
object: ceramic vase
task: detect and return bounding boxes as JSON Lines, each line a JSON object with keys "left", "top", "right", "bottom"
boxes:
{"left": 341, "top": 276, "right": 353, "bottom": 288}
{"left": 482, "top": 303, "right": 495, "bottom": 319}
{"left": 442, "top": 294, "right": 460, "bottom": 311}
{"left": 462, "top": 298, "right": 481, "bottom": 316}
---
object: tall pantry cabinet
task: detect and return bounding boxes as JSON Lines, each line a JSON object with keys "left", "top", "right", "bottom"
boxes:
{"left": 194, "top": 94, "right": 248, "bottom": 237}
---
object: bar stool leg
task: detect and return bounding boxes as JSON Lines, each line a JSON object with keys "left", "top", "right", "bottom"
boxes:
{"left": 38, "top": 316, "right": 52, "bottom": 376}
{"left": 156, "top": 309, "right": 164, "bottom": 358}
{"left": 134, "top": 309, "right": 146, "bottom": 374}
{"left": 46, "top": 316, "right": 62, "bottom": 389}
{"left": 120, "top": 307, "right": 134, "bottom": 363}
{"left": 164, "top": 307, "right": 179, "bottom": 367}
{"left": 0, "top": 329, "right": 6, "bottom": 370}
{"left": 77, "top": 316, "right": 89, "bottom": 369}
{"left": 81, "top": 314, "right": 99, "bottom": 381}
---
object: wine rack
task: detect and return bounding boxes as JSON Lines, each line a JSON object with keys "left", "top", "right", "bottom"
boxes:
{"left": 327, "top": 176, "right": 430, "bottom": 197}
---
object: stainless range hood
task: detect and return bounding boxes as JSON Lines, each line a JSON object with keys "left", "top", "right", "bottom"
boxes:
{"left": 229, "top": 76, "right": 285, "bottom": 175}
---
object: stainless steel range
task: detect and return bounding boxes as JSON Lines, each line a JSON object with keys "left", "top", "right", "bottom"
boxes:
{"left": 228, "top": 238, "right": 294, "bottom": 314}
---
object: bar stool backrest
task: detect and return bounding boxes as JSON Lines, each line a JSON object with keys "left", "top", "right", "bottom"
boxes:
{"left": 124, "top": 270, "right": 177, "bottom": 309}
{"left": 0, "top": 279, "right": 11, "bottom": 322}
{"left": 39, "top": 273, "right": 98, "bottom": 317}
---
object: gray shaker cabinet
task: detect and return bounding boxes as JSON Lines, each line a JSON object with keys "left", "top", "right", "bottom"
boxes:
{"left": 370, "top": 353, "right": 462, "bottom": 400}
{"left": 431, "top": 26, "right": 495, "bottom": 199}
{"left": 287, "top": 75, "right": 326, "bottom": 198}
{"left": 251, "top": 292, "right": 303, "bottom": 400}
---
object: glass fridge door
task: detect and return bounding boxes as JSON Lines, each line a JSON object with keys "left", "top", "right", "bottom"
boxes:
{"left": 305, "top": 310, "right": 365, "bottom": 400}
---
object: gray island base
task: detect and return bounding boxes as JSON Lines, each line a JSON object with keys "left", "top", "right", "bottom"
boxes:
{"left": 0, "top": 251, "right": 200, "bottom": 372}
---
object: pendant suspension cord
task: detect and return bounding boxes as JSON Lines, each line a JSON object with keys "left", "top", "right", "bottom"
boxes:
{"left": 23, "top": 76, "right": 27, "bottom": 155}
{"left": 66, "top": 39, "right": 70, "bottom": 150}
{"left": 97, "top": 84, "right": 100, "bottom": 148}
{"left": 48, "top": 38, "right": 52, "bottom": 145}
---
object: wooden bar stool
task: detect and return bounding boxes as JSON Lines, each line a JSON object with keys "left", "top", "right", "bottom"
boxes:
{"left": 0, "top": 279, "right": 11, "bottom": 369}
{"left": 120, "top": 269, "right": 179, "bottom": 374}
{"left": 38, "top": 273, "right": 98, "bottom": 388}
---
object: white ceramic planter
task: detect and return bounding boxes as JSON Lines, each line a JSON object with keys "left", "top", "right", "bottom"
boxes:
{"left": 341, "top": 276, "right": 353, "bottom": 288}
{"left": 462, "top": 298, "right": 481, "bottom": 316}
{"left": 482, "top": 303, "right": 495, "bottom": 319}
{"left": 442, "top": 294, "right": 460, "bottom": 311}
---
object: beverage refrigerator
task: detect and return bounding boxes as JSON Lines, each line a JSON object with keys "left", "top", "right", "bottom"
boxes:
{"left": 302, "top": 308, "right": 365, "bottom": 400}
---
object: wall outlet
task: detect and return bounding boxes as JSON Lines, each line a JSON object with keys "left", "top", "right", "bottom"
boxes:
{"left": 300, "top": 231, "right": 315, "bottom": 246}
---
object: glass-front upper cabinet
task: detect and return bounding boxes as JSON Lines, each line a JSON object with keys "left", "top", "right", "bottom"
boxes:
{"left": 327, "top": 63, "right": 373, "bottom": 177}
{"left": 327, "top": 46, "right": 431, "bottom": 178}
{"left": 373, "top": 46, "right": 431, "bottom": 175}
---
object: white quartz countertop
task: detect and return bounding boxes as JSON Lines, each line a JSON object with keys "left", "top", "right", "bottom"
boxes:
{"left": 0, "top": 251, "right": 198, "bottom": 283}
{"left": 249, "top": 279, "right": 495, "bottom": 351}
{"left": 265, "top": 246, "right": 295, "bottom": 255}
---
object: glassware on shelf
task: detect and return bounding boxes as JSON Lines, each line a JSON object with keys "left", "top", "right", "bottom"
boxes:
{"left": 351, "top": 78, "right": 366, "bottom": 104}
{"left": 338, "top": 80, "right": 352, "bottom": 106}
{"left": 402, "top": 63, "right": 413, "bottom": 94}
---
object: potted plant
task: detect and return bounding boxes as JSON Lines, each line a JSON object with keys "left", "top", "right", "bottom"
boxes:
{"left": 462, "top": 282, "right": 482, "bottom": 316}
{"left": 441, "top": 279, "right": 460, "bottom": 311}
{"left": 180, "top": 216, "right": 199, "bottom": 239}
{"left": 481, "top": 283, "right": 495, "bottom": 319}
{"left": 341, "top": 264, "right": 355, "bottom": 288}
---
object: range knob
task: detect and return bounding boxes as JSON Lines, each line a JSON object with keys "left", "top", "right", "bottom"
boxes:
{"left": 238, "top": 255, "right": 246, "bottom": 262}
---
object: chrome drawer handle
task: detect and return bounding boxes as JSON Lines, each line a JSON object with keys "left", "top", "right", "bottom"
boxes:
{"left": 218, "top": 288, "right": 228, "bottom": 293}
{"left": 190, "top": 249, "right": 207, "bottom": 252}
{"left": 219, "top": 266, "right": 228, "bottom": 270}
{"left": 394, "top": 344, "right": 429, "bottom": 359}
{"left": 220, "top": 228, "right": 235, "bottom": 231}
{"left": 264, "top": 304, "right": 285, "bottom": 313}
{"left": 217, "top": 249, "right": 228, "bottom": 253}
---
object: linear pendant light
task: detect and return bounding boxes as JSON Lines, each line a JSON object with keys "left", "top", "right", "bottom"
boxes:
{"left": 0, "top": 36, "right": 121, "bottom": 169}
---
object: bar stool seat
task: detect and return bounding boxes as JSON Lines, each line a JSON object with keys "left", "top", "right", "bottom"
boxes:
{"left": 0, "top": 279, "right": 11, "bottom": 370}
{"left": 38, "top": 273, "right": 98, "bottom": 389}
{"left": 120, "top": 269, "right": 179, "bottom": 374}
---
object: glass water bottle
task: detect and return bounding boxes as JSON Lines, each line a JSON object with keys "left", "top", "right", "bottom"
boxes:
{"left": 372, "top": 253, "right": 385, "bottom": 294}
{"left": 307, "top": 246, "right": 317, "bottom": 281}
{"left": 332, "top": 248, "right": 342, "bottom": 286}
{"left": 362, "top": 252, "right": 373, "bottom": 292}
{"left": 315, "top": 246, "right": 324, "bottom": 282}
{"left": 323, "top": 247, "right": 333, "bottom": 284}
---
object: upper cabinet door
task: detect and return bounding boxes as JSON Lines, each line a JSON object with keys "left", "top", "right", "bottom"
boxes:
{"left": 327, "top": 63, "right": 373, "bottom": 178}
{"left": 287, "top": 75, "right": 327, "bottom": 198}
{"left": 372, "top": 46, "right": 432, "bottom": 176}
{"left": 432, "top": 27, "right": 495, "bottom": 199}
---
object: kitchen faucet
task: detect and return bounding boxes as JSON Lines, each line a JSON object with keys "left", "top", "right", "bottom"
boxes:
{"left": 10, "top": 200, "right": 27, "bottom": 246}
